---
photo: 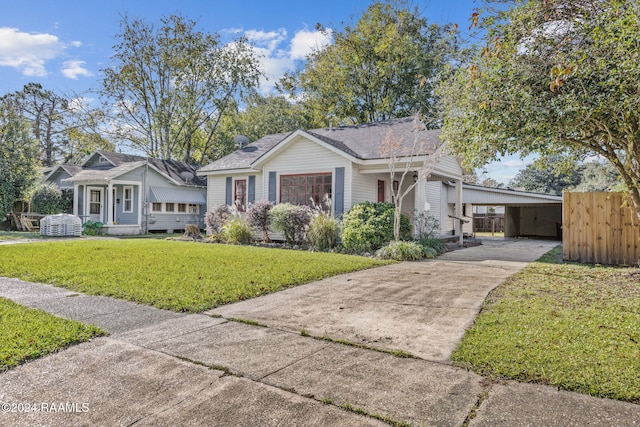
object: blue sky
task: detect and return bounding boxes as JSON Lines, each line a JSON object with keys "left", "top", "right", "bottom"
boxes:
{"left": 0, "top": 0, "right": 527, "bottom": 183}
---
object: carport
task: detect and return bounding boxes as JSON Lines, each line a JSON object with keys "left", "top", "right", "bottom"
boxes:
{"left": 448, "top": 184, "right": 563, "bottom": 239}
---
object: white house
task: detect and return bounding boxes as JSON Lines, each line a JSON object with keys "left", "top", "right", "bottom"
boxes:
{"left": 44, "top": 150, "right": 207, "bottom": 235}
{"left": 198, "top": 117, "right": 468, "bottom": 243}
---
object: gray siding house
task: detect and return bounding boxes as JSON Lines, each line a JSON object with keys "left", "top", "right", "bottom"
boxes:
{"left": 44, "top": 151, "right": 207, "bottom": 235}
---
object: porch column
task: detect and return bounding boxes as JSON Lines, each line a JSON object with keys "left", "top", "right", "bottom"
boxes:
{"left": 107, "top": 183, "right": 114, "bottom": 226}
{"left": 455, "top": 179, "right": 463, "bottom": 246}
{"left": 73, "top": 184, "right": 79, "bottom": 216}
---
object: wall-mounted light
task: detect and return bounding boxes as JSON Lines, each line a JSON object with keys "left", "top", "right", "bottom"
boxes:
{"left": 412, "top": 173, "right": 418, "bottom": 183}
{"left": 116, "top": 198, "right": 121, "bottom": 204}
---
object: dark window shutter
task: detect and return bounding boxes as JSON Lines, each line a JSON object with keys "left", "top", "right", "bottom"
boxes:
{"left": 248, "top": 176, "right": 255, "bottom": 204}
{"left": 334, "top": 167, "right": 345, "bottom": 216}
{"left": 225, "top": 177, "right": 232, "bottom": 206}
{"left": 268, "top": 171, "right": 277, "bottom": 202}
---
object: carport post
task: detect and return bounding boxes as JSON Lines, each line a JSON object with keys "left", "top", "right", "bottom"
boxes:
{"left": 456, "top": 179, "right": 463, "bottom": 246}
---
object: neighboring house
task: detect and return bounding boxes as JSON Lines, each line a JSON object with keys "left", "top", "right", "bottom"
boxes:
{"left": 198, "top": 117, "right": 467, "bottom": 242}
{"left": 43, "top": 150, "right": 207, "bottom": 235}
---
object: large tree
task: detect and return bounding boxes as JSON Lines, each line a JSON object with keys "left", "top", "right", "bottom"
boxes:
{"left": 439, "top": 0, "right": 640, "bottom": 219}
{"left": 101, "top": 14, "right": 262, "bottom": 163}
{"left": 7, "top": 83, "right": 72, "bottom": 166}
{"left": 281, "top": 1, "right": 456, "bottom": 125}
{"left": 0, "top": 95, "right": 40, "bottom": 219}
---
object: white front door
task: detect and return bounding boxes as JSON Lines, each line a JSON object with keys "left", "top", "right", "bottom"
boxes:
{"left": 88, "top": 187, "right": 103, "bottom": 223}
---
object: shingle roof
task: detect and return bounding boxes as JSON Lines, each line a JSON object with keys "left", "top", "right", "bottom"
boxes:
{"left": 198, "top": 132, "right": 291, "bottom": 172}
{"left": 309, "top": 117, "right": 441, "bottom": 160}
{"left": 198, "top": 117, "right": 442, "bottom": 174}
{"left": 68, "top": 151, "right": 206, "bottom": 187}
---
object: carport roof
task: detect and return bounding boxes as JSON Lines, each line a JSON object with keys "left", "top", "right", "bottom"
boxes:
{"left": 449, "top": 183, "right": 563, "bottom": 205}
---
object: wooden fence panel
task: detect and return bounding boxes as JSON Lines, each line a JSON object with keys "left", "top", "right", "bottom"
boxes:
{"left": 563, "top": 192, "right": 640, "bottom": 265}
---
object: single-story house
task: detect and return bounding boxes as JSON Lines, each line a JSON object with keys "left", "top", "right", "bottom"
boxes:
{"left": 198, "top": 117, "right": 469, "bottom": 243}
{"left": 44, "top": 150, "right": 207, "bottom": 235}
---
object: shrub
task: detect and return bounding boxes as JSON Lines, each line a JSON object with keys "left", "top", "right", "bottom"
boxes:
{"left": 341, "top": 202, "right": 411, "bottom": 253}
{"left": 419, "top": 237, "right": 446, "bottom": 255}
{"left": 269, "top": 203, "right": 312, "bottom": 244}
{"left": 30, "top": 184, "right": 62, "bottom": 214}
{"left": 221, "top": 217, "right": 252, "bottom": 244}
{"left": 375, "top": 240, "right": 425, "bottom": 261}
{"left": 82, "top": 220, "right": 103, "bottom": 236}
{"left": 413, "top": 211, "right": 440, "bottom": 239}
{"left": 422, "top": 246, "right": 438, "bottom": 259}
{"left": 307, "top": 212, "right": 340, "bottom": 251}
{"left": 60, "top": 189, "right": 73, "bottom": 213}
{"left": 246, "top": 200, "right": 273, "bottom": 242}
{"left": 204, "top": 204, "right": 231, "bottom": 236}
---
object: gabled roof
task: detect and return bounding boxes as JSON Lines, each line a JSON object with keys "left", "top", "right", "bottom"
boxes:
{"left": 73, "top": 150, "right": 205, "bottom": 187}
{"left": 198, "top": 117, "right": 442, "bottom": 174}
{"left": 43, "top": 164, "right": 83, "bottom": 182}
{"left": 84, "top": 150, "right": 146, "bottom": 167}
{"left": 64, "top": 161, "right": 146, "bottom": 183}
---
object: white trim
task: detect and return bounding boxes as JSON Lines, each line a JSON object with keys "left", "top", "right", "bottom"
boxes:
{"left": 123, "top": 186, "right": 134, "bottom": 213}
{"left": 86, "top": 186, "right": 104, "bottom": 223}
{"left": 251, "top": 130, "right": 360, "bottom": 168}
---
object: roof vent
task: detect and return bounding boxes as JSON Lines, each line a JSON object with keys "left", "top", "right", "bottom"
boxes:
{"left": 233, "top": 135, "right": 251, "bottom": 148}
{"left": 180, "top": 171, "right": 194, "bottom": 183}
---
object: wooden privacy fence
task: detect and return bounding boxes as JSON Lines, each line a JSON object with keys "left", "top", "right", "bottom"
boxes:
{"left": 563, "top": 192, "right": 640, "bottom": 265}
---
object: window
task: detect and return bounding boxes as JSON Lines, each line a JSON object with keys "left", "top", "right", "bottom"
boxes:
{"left": 165, "top": 203, "right": 175, "bottom": 212}
{"left": 280, "top": 173, "right": 332, "bottom": 206}
{"left": 188, "top": 204, "right": 199, "bottom": 214}
{"left": 123, "top": 186, "right": 133, "bottom": 213}
{"left": 178, "top": 203, "right": 187, "bottom": 213}
{"left": 152, "top": 203, "right": 162, "bottom": 212}
{"left": 234, "top": 179, "right": 247, "bottom": 211}
{"left": 89, "top": 190, "right": 101, "bottom": 214}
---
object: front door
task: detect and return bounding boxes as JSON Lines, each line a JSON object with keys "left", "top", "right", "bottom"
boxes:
{"left": 377, "top": 180, "right": 385, "bottom": 203}
{"left": 88, "top": 188, "right": 103, "bottom": 223}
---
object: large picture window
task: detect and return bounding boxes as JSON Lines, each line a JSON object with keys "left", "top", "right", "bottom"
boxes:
{"left": 280, "top": 173, "right": 332, "bottom": 206}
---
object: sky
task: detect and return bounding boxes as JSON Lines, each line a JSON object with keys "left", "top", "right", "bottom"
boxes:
{"left": 0, "top": 0, "right": 528, "bottom": 183}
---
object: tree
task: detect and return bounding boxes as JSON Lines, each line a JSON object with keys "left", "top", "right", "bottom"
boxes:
{"left": 101, "top": 14, "right": 262, "bottom": 163}
{"left": 281, "top": 1, "right": 456, "bottom": 125}
{"left": 439, "top": 0, "right": 640, "bottom": 220}
{"left": 509, "top": 157, "right": 582, "bottom": 195}
{"left": 573, "top": 161, "right": 622, "bottom": 192}
{"left": 0, "top": 95, "right": 40, "bottom": 219}
{"left": 382, "top": 115, "right": 445, "bottom": 241}
{"left": 7, "top": 83, "right": 72, "bottom": 166}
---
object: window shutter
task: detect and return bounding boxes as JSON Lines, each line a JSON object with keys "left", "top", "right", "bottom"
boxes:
{"left": 248, "top": 176, "right": 255, "bottom": 204}
{"left": 334, "top": 167, "right": 345, "bottom": 216}
{"left": 225, "top": 177, "right": 232, "bottom": 206}
{"left": 268, "top": 171, "right": 277, "bottom": 202}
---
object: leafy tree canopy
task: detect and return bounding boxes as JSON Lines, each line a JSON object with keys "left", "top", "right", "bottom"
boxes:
{"left": 439, "top": 0, "right": 640, "bottom": 218}
{"left": 0, "top": 95, "right": 40, "bottom": 218}
{"left": 280, "top": 1, "right": 457, "bottom": 126}
{"left": 101, "top": 13, "right": 262, "bottom": 164}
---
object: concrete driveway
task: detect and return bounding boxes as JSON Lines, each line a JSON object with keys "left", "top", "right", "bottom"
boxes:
{"left": 210, "top": 238, "right": 560, "bottom": 362}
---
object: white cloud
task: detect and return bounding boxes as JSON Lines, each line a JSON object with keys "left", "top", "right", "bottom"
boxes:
{"left": 231, "top": 26, "right": 332, "bottom": 94}
{"left": 290, "top": 28, "right": 332, "bottom": 60}
{"left": 70, "top": 41, "right": 82, "bottom": 47}
{"left": 0, "top": 27, "right": 64, "bottom": 76}
{"left": 61, "top": 59, "right": 92, "bottom": 79}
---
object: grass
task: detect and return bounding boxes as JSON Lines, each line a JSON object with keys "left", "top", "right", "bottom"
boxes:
{"left": 0, "top": 231, "right": 44, "bottom": 241}
{"left": 0, "top": 239, "right": 389, "bottom": 312}
{"left": 452, "top": 246, "right": 640, "bottom": 402}
{"left": 0, "top": 297, "right": 105, "bottom": 371}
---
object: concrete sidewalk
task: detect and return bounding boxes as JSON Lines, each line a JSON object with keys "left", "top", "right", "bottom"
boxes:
{"left": 1, "top": 239, "right": 638, "bottom": 426}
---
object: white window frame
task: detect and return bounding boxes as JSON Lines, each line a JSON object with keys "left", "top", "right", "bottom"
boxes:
{"left": 165, "top": 202, "right": 175, "bottom": 213}
{"left": 188, "top": 204, "right": 199, "bottom": 214}
{"left": 178, "top": 203, "right": 187, "bottom": 213}
{"left": 151, "top": 202, "right": 163, "bottom": 212}
{"left": 123, "top": 186, "right": 133, "bottom": 213}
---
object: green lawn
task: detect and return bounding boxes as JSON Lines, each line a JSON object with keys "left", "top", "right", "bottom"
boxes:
{"left": 452, "top": 247, "right": 640, "bottom": 402}
{"left": 0, "top": 297, "right": 105, "bottom": 371}
{"left": 0, "top": 239, "right": 389, "bottom": 312}
{"left": 0, "top": 231, "right": 44, "bottom": 241}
